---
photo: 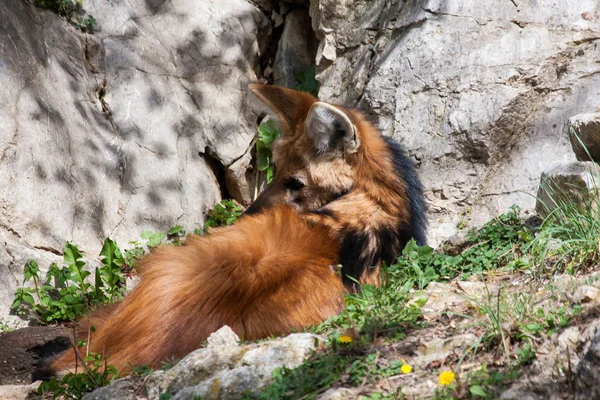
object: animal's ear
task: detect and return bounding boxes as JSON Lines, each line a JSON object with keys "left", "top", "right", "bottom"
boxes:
{"left": 305, "top": 102, "right": 360, "bottom": 154}
{"left": 249, "top": 84, "right": 317, "bottom": 134}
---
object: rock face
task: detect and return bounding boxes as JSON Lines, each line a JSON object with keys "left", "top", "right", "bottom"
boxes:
{"left": 273, "top": 8, "right": 318, "bottom": 88}
{"left": 311, "top": 0, "right": 600, "bottom": 244}
{"left": 535, "top": 162, "right": 599, "bottom": 218}
{"left": 0, "top": 0, "right": 270, "bottom": 322}
{"left": 84, "top": 327, "right": 322, "bottom": 400}
{"left": 568, "top": 113, "right": 600, "bottom": 163}
{"left": 0, "top": 381, "right": 40, "bottom": 400}
{"left": 574, "top": 330, "right": 600, "bottom": 399}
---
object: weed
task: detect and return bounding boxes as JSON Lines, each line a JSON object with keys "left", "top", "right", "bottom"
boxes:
{"left": 530, "top": 171, "right": 600, "bottom": 276}
{"left": 516, "top": 342, "right": 536, "bottom": 365}
{"left": 252, "top": 264, "right": 422, "bottom": 398}
{"left": 255, "top": 120, "right": 281, "bottom": 184}
{"left": 160, "top": 357, "right": 180, "bottom": 371}
{"left": 140, "top": 230, "right": 166, "bottom": 248}
{"left": 132, "top": 364, "right": 154, "bottom": 377}
{"left": 464, "top": 365, "right": 519, "bottom": 399}
{"left": 392, "top": 206, "right": 532, "bottom": 285}
{"left": 12, "top": 239, "right": 127, "bottom": 324}
{"left": 0, "top": 318, "right": 22, "bottom": 333}
{"left": 296, "top": 65, "right": 319, "bottom": 97}
{"left": 38, "top": 351, "right": 117, "bottom": 399}
{"left": 463, "top": 287, "right": 511, "bottom": 360}
{"left": 35, "top": 0, "right": 96, "bottom": 32}
{"left": 167, "top": 225, "right": 186, "bottom": 245}
{"left": 203, "top": 199, "right": 244, "bottom": 231}
{"left": 315, "top": 273, "right": 422, "bottom": 339}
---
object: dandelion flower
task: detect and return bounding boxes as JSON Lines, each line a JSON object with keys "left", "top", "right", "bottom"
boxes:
{"left": 338, "top": 335, "right": 353, "bottom": 344}
{"left": 439, "top": 371, "right": 455, "bottom": 386}
{"left": 401, "top": 364, "right": 412, "bottom": 374}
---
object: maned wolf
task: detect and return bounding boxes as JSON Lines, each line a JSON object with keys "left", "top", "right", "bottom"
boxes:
{"left": 43, "top": 84, "right": 426, "bottom": 377}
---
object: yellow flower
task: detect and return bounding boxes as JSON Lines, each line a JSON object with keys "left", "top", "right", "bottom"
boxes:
{"left": 439, "top": 371, "right": 455, "bottom": 386}
{"left": 401, "top": 364, "right": 412, "bottom": 374}
{"left": 338, "top": 335, "right": 353, "bottom": 344}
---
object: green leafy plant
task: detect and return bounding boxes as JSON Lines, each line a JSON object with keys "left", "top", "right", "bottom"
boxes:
{"left": 12, "top": 239, "right": 127, "bottom": 324}
{"left": 256, "top": 120, "right": 281, "bottom": 184}
{"left": 391, "top": 206, "right": 532, "bottom": 285}
{"left": 0, "top": 318, "right": 22, "bottom": 333}
{"left": 516, "top": 304, "right": 583, "bottom": 338}
{"left": 167, "top": 225, "right": 186, "bottom": 245}
{"left": 141, "top": 230, "right": 166, "bottom": 248}
{"left": 516, "top": 342, "right": 536, "bottom": 365}
{"left": 35, "top": 0, "right": 96, "bottom": 32}
{"left": 296, "top": 65, "right": 319, "bottom": 96}
{"left": 245, "top": 351, "right": 352, "bottom": 400}
{"left": 315, "top": 275, "right": 421, "bottom": 340}
{"left": 38, "top": 350, "right": 117, "bottom": 399}
{"left": 203, "top": 199, "right": 244, "bottom": 230}
{"left": 463, "top": 364, "right": 519, "bottom": 400}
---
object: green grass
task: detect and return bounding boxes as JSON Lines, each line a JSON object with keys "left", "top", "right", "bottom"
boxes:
{"left": 530, "top": 182, "right": 600, "bottom": 276}
{"left": 530, "top": 132, "right": 600, "bottom": 276}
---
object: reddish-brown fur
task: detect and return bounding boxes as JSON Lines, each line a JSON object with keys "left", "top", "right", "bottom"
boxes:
{"left": 51, "top": 207, "right": 344, "bottom": 375}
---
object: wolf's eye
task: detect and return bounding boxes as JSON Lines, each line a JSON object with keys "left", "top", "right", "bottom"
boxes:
{"left": 285, "top": 177, "right": 305, "bottom": 191}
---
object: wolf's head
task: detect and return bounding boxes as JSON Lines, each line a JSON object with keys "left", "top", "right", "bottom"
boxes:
{"left": 247, "top": 84, "right": 361, "bottom": 214}
{"left": 248, "top": 84, "right": 426, "bottom": 286}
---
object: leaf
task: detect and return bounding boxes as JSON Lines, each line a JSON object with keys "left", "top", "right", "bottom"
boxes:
{"left": 296, "top": 65, "right": 319, "bottom": 96}
{"left": 22, "top": 292, "right": 35, "bottom": 306}
{"left": 256, "top": 142, "right": 271, "bottom": 171}
{"left": 266, "top": 166, "right": 275, "bottom": 184}
{"left": 470, "top": 385, "right": 488, "bottom": 397}
{"left": 257, "top": 120, "right": 280, "bottom": 144}
{"left": 23, "top": 260, "right": 40, "bottom": 282}
{"left": 64, "top": 242, "right": 86, "bottom": 274}
{"left": 146, "top": 232, "right": 165, "bottom": 248}
{"left": 99, "top": 238, "right": 123, "bottom": 269}
{"left": 168, "top": 225, "right": 184, "bottom": 236}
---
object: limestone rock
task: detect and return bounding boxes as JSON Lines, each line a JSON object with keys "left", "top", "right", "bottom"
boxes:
{"left": 273, "top": 8, "right": 318, "bottom": 89}
{"left": 0, "top": 381, "right": 40, "bottom": 400}
{"left": 141, "top": 332, "right": 321, "bottom": 400}
{"left": 0, "top": 0, "right": 270, "bottom": 322}
{"left": 205, "top": 325, "right": 239, "bottom": 349}
{"left": 318, "top": 387, "right": 358, "bottom": 399}
{"left": 415, "top": 333, "right": 478, "bottom": 367}
{"left": 420, "top": 282, "right": 470, "bottom": 318}
{"left": 575, "top": 331, "right": 600, "bottom": 399}
{"left": 557, "top": 326, "right": 580, "bottom": 351}
{"left": 82, "top": 378, "right": 138, "bottom": 400}
{"left": 568, "top": 113, "right": 600, "bottom": 163}
{"left": 572, "top": 285, "right": 600, "bottom": 304}
{"left": 535, "top": 162, "right": 600, "bottom": 218}
{"left": 310, "top": 0, "right": 600, "bottom": 245}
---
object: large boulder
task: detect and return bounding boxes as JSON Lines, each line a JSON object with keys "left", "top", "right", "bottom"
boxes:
{"left": 568, "top": 113, "right": 600, "bottom": 163}
{"left": 0, "top": 0, "right": 270, "bottom": 322}
{"left": 311, "top": 0, "right": 600, "bottom": 244}
{"left": 535, "top": 162, "right": 599, "bottom": 218}
{"left": 83, "top": 327, "right": 322, "bottom": 400}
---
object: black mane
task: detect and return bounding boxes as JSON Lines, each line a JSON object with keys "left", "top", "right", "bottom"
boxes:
{"left": 336, "top": 135, "right": 427, "bottom": 287}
